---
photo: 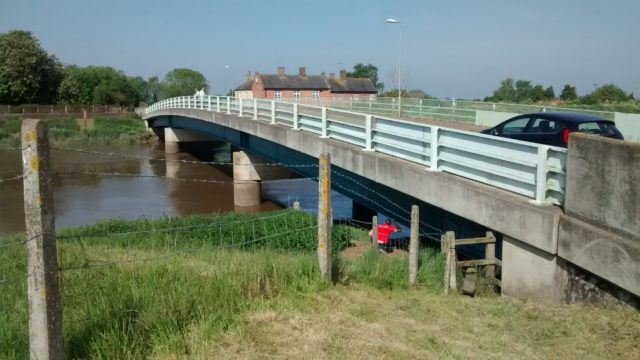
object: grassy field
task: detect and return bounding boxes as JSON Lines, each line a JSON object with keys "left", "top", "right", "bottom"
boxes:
{"left": 0, "top": 115, "right": 150, "bottom": 146}
{"left": 1, "top": 211, "right": 638, "bottom": 359}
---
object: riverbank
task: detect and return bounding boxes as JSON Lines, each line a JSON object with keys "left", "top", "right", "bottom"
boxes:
{"left": 1, "top": 211, "right": 638, "bottom": 358}
{"left": 0, "top": 115, "right": 152, "bottom": 146}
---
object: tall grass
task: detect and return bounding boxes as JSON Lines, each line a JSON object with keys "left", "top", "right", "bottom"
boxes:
{"left": 0, "top": 210, "right": 390, "bottom": 358}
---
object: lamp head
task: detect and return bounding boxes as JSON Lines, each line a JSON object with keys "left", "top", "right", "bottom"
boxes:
{"left": 385, "top": 18, "right": 399, "bottom": 23}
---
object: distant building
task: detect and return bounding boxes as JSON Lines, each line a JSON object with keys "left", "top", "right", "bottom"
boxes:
{"left": 234, "top": 67, "right": 378, "bottom": 101}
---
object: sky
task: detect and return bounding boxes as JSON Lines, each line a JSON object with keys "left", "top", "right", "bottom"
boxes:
{"left": 1, "top": 0, "right": 639, "bottom": 99}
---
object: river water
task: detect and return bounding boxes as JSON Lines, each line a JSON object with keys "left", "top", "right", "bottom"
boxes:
{"left": 0, "top": 143, "right": 353, "bottom": 237}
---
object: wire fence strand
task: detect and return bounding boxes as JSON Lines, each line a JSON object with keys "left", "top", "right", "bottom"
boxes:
{"left": 50, "top": 147, "right": 318, "bottom": 168}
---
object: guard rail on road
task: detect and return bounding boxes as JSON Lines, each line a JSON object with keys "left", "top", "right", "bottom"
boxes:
{"left": 145, "top": 96, "right": 566, "bottom": 206}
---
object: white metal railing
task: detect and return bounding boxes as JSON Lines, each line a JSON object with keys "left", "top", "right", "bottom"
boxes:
{"left": 145, "top": 96, "right": 567, "bottom": 206}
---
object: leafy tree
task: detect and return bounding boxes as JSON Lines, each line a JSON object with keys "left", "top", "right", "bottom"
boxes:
{"left": 144, "top": 76, "right": 161, "bottom": 104}
{"left": 58, "top": 66, "right": 145, "bottom": 106}
{"left": 489, "top": 78, "right": 516, "bottom": 102}
{"left": 559, "top": 84, "right": 577, "bottom": 101}
{"left": 515, "top": 80, "right": 533, "bottom": 102}
{"left": 544, "top": 86, "right": 555, "bottom": 100}
{"left": 582, "top": 84, "right": 632, "bottom": 104}
{"left": 531, "top": 85, "right": 546, "bottom": 102}
{"left": 159, "top": 68, "right": 207, "bottom": 99}
{"left": 0, "top": 30, "right": 63, "bottom": 104}
{"left": 346, "top": 63, "right": 383, "bottom": 93}
{"left": 93, "top": 76, "right": 142, "bottom": 106}
{"left": 59, "top": 66, "right": 122, "bottom": 104}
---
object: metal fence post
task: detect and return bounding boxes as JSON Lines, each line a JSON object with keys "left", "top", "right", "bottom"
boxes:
{"left": 207, "top": 96, "right": 211, "bottom": 111}
{"left": 226, "top": 97, "right": 231, "bottom": 114}
{"left": 21, "top": 119, "right": 64, "bottom": 359}
{"left": 292, "top": 103, "right": 300, "bottom": 129}
{"left": 533, "top": 146, "right": 549, "bottom": 204}
{"left": 216, "top": 96, "right": 221, "bottom": 112}
{"left": 428, "top": 127, "right": 441, "bottom": 171}
{"left": 238, "top": 98, "right": 244, "bottom": 117}
{"left": 253, "top": 99, "right": 258, "bottom": 120}
{"left": 317, "top": 153, "right": 332, "bottom": 282}
{"left": 364, "top": 115, "right": 373, "bottom": 151}
{"left": 409, "top": 205, "right": 419, "bottom": 286}
{"left": 270, "top": 101, "right": 276, "bottom": 124}
{"left": 321, "top": 107, "right": 328, "bottom": 138}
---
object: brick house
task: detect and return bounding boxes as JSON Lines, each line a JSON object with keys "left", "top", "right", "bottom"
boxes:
{"left": 234, "top": 67, "right": 378, "bottom": 101}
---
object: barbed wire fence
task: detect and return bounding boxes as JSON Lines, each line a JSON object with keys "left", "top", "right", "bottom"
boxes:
{"left": 1, "top": 119, "right": 449, "bottom": 358}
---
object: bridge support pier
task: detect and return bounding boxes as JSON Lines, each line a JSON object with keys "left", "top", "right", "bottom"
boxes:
{"left": 233, "top": 151, "right": 262, "bottom": 207}
{"left": 501, "top": 235, "right": 568, "bottom": 303}
{"left": 164, "top": 127, "right": 213, "bottom": 154}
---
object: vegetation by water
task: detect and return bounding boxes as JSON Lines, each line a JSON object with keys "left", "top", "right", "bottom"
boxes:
{"left": 0, "top": 115, "right": 149, "bottom": 147}
{"left": 1, "top": 210, "right": 638, "bottom": 358}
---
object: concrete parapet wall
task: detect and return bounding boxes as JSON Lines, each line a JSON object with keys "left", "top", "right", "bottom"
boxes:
{"left": 565, "top": 133, "right": 640, "bottom": 238}
{"left": 558, "top": 215, "right": 640, "bottom": 297}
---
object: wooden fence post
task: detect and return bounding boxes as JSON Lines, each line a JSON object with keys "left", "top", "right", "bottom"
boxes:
{"left": 485, "top": 231, "right": 496, "bottom": 280}
{"left": 371, "top": 215, "right": 378, "bottom": 250}
{"left": 443, "top": 231, "right": 457, "bottom": 294}
{"left": 317, "top": 153, "right": 332, "bottom": 281}
{"left": 408, "top": 205, "right": 419, "bottom": 286}
{"left": 22, "top": 119, "right": 64, "bottom": 359}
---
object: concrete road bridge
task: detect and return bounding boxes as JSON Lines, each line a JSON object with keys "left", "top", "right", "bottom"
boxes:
{"left": 144, "top": 96, "right": 639, "bottom": 305}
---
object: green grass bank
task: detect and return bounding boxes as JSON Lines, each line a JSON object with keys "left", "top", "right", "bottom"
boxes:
{"left": 1, "top": 210, "right": 638, "bottom": 359}
{"left": 0, "top": 115, "right": 150, "bottom": 147}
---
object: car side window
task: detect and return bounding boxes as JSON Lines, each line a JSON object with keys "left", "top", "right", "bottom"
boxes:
{"left": 501, "top": 117, "right": 530, "bottom": 134}
{"left": 531, "top": 118, "right": 565, "bottom": 134}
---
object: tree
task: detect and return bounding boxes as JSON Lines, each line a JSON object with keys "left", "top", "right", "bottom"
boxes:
{"left": 544, "top": 86, "right": 555, "bottom": 100}
{"left": 559, "top": 84, "right": 577, "bottom": 101}
{"left": 144, "top": 76, "right": 161, "bottom": 104}
{"left": 489, "top": 78, "right": 516, "bottom": 102}
{"left": 0, "top": 30, "right": 63, "bottom": 104}
{"left": 531, "top": 85, "right": 546, "bottom": 102}
{"left": 59, "top": 66, "right": 125, "bottom": 104}
{"left": 515, "top": 80, "right": 533, "bottom": 102}
{"left": 159, "top": 68, "right": 207, "bottom": 99}
{"left": 582, "top": 84, "right": 632, "bottom": 104}
{"left": 346, "top": 63, "right": 383, "bottom": 93}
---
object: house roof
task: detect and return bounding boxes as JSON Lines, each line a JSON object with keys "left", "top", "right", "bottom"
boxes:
{"left": 327, "top": 78, "right": 378, "bottom": 93}
{"left": 235, "top": 79, "right": 252, "bottom": 91}
{"left": 234, "top": 70, "right": 378, "bottom": 93}
{"left": 260, "top": 75, "right": 330, "bottom": 90}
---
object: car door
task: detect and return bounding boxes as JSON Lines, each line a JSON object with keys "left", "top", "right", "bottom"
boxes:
{"left": 494, "top": 116, "right": 534, "bottom": 142}
{"left": 526, "top": 117, "right": 566, "bottom": 146}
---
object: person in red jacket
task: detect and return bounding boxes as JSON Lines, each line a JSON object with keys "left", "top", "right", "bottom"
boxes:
{"left": 370, "top": 219, "right": 401, "bottom": 253}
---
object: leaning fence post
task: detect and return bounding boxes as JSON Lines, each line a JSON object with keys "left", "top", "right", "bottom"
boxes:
{"left": 22, "top": 119, "right": 64, "bottom": 359}
{"left": 317, "top": 153, "right": 332, "bottom": 281}
{"left": 371, "top": 215, "right": 378, "bottom": 250}
{"left": 408, "top": 205, "right": 419, "bottom": 286}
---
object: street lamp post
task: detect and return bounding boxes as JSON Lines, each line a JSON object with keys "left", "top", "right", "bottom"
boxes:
{"left": 385, "top": 18, "right": 402, "bottom": 116}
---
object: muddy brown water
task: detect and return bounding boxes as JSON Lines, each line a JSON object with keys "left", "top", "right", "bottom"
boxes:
{"left": 0, "top": 143, "right": 285, "bottom": 237}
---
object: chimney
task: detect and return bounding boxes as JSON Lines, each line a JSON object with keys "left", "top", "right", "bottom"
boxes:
{"left": 244, "top": 71, "right": 252, "bottom": 82}
{"left": 340, "top": 69, "right": 346, "bottom": 80}
{"left": 278, "top": 66, "right": 285, "bottom": 77}
{"left": 329, "top": 73, "right": 335, "bottom": 79}
{"left": 298, "top": 66, "right": 306, "bottom": 77}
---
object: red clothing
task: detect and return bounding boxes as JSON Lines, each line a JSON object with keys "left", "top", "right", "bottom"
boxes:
{"left": 377, "top": 223, "right": 398, "bottom": 244}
